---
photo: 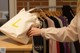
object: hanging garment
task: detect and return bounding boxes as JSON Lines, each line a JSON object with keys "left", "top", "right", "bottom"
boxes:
{"left": 48, "top": 16, "right": 61, "bottom": 28}
{"left": 70, "top": 43, "right": 76, "bottom": 53}
{"left": 59, "top": 16, "right": 70, "bottom": 53}
{"left": 32, "top": 18, "right": 44, "bottom": 53}
{"left": 59, "top": 16, "right": 68, "bottom": 26}
{"left": 73, "top": 40, "right": 80, "bottom": 53}
{"left": 42, "top": 16, "right": 57, "bottom": 53}
{"left": 48, "top": 16, "right": 60, "bottom": 53}
{"left": 40, "top": 17, "right": 49, "bottom": 53}
{"left": 33, "top": 17, "right": 49, "bottom": 53}
{"left": 33, "top": 36, "right": 44, "bottom": 53}
{"left": 53, "top": 16, "right": 65, "bottom": 53}
{"left": 62, "top": 5, "right": 77, "bottom": 53}
{"left": 54, "top": 16, "right": 63, "bottom": 27}
{"left": 62, "top": 5, "right": 75, "bottom": 24}
{"left": 42, "top": 17, "right": 49, "bottom": 53}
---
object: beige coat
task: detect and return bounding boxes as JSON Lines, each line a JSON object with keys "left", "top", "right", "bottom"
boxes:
{"left": 41, "top": 12, "right": 80, "bottom": 42}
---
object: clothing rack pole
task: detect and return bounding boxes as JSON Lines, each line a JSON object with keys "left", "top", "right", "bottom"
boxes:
{"left": 35, "top": 5, "right": 76, "bottom": 9}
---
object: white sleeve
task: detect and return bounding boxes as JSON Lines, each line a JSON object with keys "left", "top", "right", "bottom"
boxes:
{"left": 41, "top": 13, "right": 79, "bottom": 42}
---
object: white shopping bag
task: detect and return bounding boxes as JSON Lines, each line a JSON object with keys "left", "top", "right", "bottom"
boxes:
{"left": 0, "top": 8, "right": 40, "bottom": 44}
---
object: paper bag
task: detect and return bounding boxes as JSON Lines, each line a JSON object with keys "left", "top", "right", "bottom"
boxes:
{"left": 0, "top": 8, "right": 40, "bottom": 44}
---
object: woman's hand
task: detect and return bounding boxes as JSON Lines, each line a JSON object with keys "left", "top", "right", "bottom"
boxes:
{"left": 27, "top": 27, "right": 41, "bottom": 37}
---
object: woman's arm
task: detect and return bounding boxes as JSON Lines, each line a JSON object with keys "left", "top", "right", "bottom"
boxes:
{"left": 28, "top": 13, "right": 79, "bottom": 42}
{"left": 41, "top": 13, "right": 78, "bottom": 42}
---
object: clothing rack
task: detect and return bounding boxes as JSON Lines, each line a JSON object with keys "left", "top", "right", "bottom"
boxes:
{"left": 35, "top": 5, "right": 76, "bottom": 9}
{"left": 28, "top": 5, "right": 76, "bottom": 12}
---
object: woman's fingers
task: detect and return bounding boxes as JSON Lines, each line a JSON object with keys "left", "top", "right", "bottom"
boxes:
{"left": 27, "top": 27, "right": 35, "bottom": 36}
{"left": 27, "top": 27, "right": 41, "bottom": 37}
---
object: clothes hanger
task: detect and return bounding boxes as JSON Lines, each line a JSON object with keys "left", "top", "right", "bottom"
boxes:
{"left": 51, "top": 10, "right": 61, "bottom": 17}
{"left": 29, "top": 8, "right": 45, "bottom": 21}
{"left": 37, "top": 12, "right": 44, "bottom": 21}
{"left": 43, "top": 10, "right": 51, "bottom": 17}
{"left": 39, "top": 9, "right": 49, "bottom": 19}
{"left": 49, "top": 10, "right": 55, "bottom": 16}
{"left": 56, "top": 9, "right": 62, "bottom": 17}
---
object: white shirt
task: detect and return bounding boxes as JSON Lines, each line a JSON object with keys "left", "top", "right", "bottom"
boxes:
{"left": 41, "top": 12, "right": 80, "bottom": 42}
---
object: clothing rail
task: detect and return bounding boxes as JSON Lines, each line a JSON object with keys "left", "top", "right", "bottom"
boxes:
{"left": 35, "top": 5, "right": 76, "bottom": 9}
{"left": 28, "top": 5, "right": 76, "bottom": 12}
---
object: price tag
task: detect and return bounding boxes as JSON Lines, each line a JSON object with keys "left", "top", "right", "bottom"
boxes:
{"left": 0, "top": 48, "right": 6, "bottom": 53}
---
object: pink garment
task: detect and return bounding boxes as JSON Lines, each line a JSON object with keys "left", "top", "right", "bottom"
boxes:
{"left": 49, "top": 39, "right": 57, "bottom": 53}
{"left": 44, "top": 17, "right": 57, "bottom": 53}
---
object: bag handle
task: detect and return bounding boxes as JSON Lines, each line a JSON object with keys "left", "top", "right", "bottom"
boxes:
{"left": 26, "top": 8, "right": 36, "bottom": 13}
